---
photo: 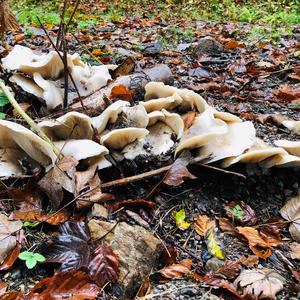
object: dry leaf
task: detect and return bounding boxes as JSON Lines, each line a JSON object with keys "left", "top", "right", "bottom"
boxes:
{"left": 276, "top": 85, "right": 300, "bottom": 101}
{"left": 239, "top": 255, "right": 259, "bottom": 267}
{"left": 237, "top": 226, "right": 280, "bottom": 259}
{"left": 112, "top": 57, "right": 135, "bottom": 78}
{"left": 0, "top": 214, "right": 22, "bottom": 264}
{"left": 280, "top": 195, "right": 300, "bottom": 242}
{"left": 195, "top": 215, "right": 215, "bottom": 236}
{"left": 159, "top": 259, "right": 192, "bottom": 279}
{"left": 214, "top": 260, "right": 242, "bottom": 280}
{"left": 0, "top": 280, "right": 7, "bottom": 296}
{"left": 110, "top": 84, "right": 134, "bottom": 101}
{"left": 218, "top": 218, "right": 239, "bottom": 235}
{"left": 234, "top": 268, "right": 285, "bottom": 299}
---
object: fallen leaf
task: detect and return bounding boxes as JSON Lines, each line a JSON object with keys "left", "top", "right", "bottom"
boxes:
{"left": 195, "top": 215, "right": 215, "bottom": 236}
{"left": 110, "top": 84, "right": 134, "bottom": 101}
{"left": 237, "top": 227, "right": 281, "bottom": 259}
{"left": 182, "top": 111, "right": 196, "bottom": 130}
{"left": 218, "top": 218, "right": 239, "bottom": 235}
{"left": 10, "top": 211, "right": 69, "bottom": 225}
{"left": 0, "top": 291, "right": 22, "bottom": 299}
{"left": 290, "top": 243, "right": 300, "bottom": 259}
{"left": 88, "top": 246, "right": 119, "bottom": 286}
{"left": 44, "top": 221, "right": 91, "bottom": 271}
{"left": 107, "top": 199, "right": 155, "bottom": 213}
{"left": 224, "top": 39, "right": 243, "bottom": 50}
{"left": 0, "top": 213, "right": 22, "bottom": 264}
{"left": 214, "top": 260, "right": 242, "bottom": 280}
{"left": 276, "top": 85, "right": 300, "bottom": 101}
{"left": 205, "top": 226, "right": 225, "bottom": 260}
{"left": 158, "top": 246, "right": 177, "bottom": 266}
{"left": 280, "top": 195, "right": 300, "bottom": 242}
{"left": 172, "top": 209, "right": 190, "bottom": 230}
{"left": 112, "top": 57, "right": 135, "bottom": 78}
{"left": 0, "top": 281, "right": 7, "bottom": 296}
{"left": 224, "top": 201, "right": 257, "bottom": 225}
{"left": 27, "top": 269, "right": 100, "bottom": 299}
{"left": 136, "top": 276, "right": 151, "bottom": 298}
{"left": 193, "top": 273, "right": 242, "bottom": 298}
{"left": 239, "top": 255, "right": 259, "bottom": 267}
{"left": 234, "top": 268, "right": 285, "bottom": 299}
{"left": 229, "top": 59, "right": 247, "bottom": 74}
{"left": 159, "top": 259, "right": 192, "bottom": 279}
{"left": 163, "top": 156, "right": 196, "bottom": 187}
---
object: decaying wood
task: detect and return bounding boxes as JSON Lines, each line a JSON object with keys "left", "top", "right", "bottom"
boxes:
{"left": 72, "top": 64, "right": 173, "bottom": 110}
{"left": 0, "top": 0, "right": 20, "bottom": 39}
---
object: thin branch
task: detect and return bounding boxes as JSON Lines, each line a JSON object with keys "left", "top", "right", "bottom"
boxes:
{"left": 61, "top": 24, "right": 69, "bottom": 108}
{"left": 0, "top": 82, "right": 60, "bottom": 157}
{"left": 56, "top": 0, "right": 68, "bottom": 49}
{"left": 36, "top": 16, "right": 87, "bottom": 113}
{"left": 66, "top": 0, "right": 81, "bottom": 31}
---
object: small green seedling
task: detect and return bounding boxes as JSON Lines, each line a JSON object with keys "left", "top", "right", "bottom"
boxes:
{"left": 225, "top": 204, "right": 243, "bottom": 221}
{"left": 23, "top": 221, "right": 40, "bottom": 228}
{"left": 18, "top": 251, "right": 46, "bottom": 269}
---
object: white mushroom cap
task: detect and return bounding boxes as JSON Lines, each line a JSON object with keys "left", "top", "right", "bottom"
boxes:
{"left": 213, "top": 110, "right": 242, "bottom": 123}
{"left": 282, "top": 120, "right": 300, "bottom": 135}
{"left": 38, "top": 112, "right": 94, "bottom": 141}
{"left": 92, "top": 100, "right": 130, "bottom": 133}
{"left": 86, "top": 65, "right": 112, "bottom": 93}
{"left": 175, "top": 108, "right": 228, "bottom": 155}
{"left": 260, "top": 153, "right": 300, "bottom": 168}
{"left": 0, "top": 120, "right": 56, "bottom": 167}
{"left": 195, "top": 121, "right": 256, "bottom": 164}
{"left": 10, "top": 74, "right": 44, "bottom": 98}
{"left": 123, "top": 123, "right": 174, "bottom": 160}
{"left": 274, "top": 140, "right": 300, "bottom": 157}
{"left": 122, "top": 104, "right": 149, "bottom": 128}
{"left": 140, "top": 94, "right": 182, "bottom": 113}
{"left": 100, "top": 128, "right": 149, "bottom": 149}
{"left": 148, "top": 111, "right": 165, "bottom": 126}
{"left": 161, "top": 109, "right": 184, "bottom": 139}
{"left": 221, "top": 138, "right": 287, "bottom": 168}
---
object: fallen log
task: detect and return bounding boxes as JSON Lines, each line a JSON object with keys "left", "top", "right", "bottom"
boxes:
{"left": 72, "top": 64, "right": 173, "bottom": 110}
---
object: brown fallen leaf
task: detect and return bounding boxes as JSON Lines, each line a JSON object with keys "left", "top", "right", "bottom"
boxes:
{"left": 88, "top": 246, "right": 119, "bottom": 287}
{"left": 0, "top": 291, "right": 22, "bottom": 300}
{"left": 0, "top": 213, "right": 22, "bottom": 264}
{"left": 276, "top": 85, "right": 300, "bottom": 101}
{"left": 0, "top": 0, "right": 20, "bottom": 39}
{"left": 213, "top": 260, "right": 242, "bottom": 280}
{"left": 158, "top": 259, "right": 192, "bottom": 279}
{"left": 239, "top": 255, "right": 259, "bottom": 267}
{"left": 0, "top": 281, "right": 7, "bottom": 296}
{"left": 193, "top": 272, "right": 242, "bottom": 299}
{"left": 158, "top": 246, "right": 177, "bottom": 266}
{"left": 218, "top": 217, "right": 239, "bottom": 235}
{"left": 27, "top": 269, "right": 100, "bottom": 299}
{"left": 136, "top": 276, "right": 151, "bottom": 298}
{"left": 237, "top": 227, "right": 281, "bottom": 259}
{"left": 195, "top": 215, "right": 215, "bottom": 236}
{"left": 280, "top": 195, "right": 300, "bottom": 242}
{"left": 234, "top": 268, "right": 285, "bottom": 299}
{"left": 112, "top": 57, "right": 135, "bottom": 78}
{"left": 163, "top": 155, "right": 196, "bottom": 187}
{"left": 110, "top": 84, "right": 134, "bottom": 101}
{"left": 290, "top": 243, "right": 300, "bottom": 260}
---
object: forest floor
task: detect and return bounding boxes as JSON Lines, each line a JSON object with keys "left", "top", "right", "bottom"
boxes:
{"left": 0, "top": 1, "right": 300, "bottom": 299}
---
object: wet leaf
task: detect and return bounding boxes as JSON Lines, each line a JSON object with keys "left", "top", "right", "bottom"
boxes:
{"left": 205, "top": 226, "right": 225, "bottom": 260}
{"left": 172, "top": 209, "right": 190, "bottom": 230}
{"left": 107, "top": 199, "right": 155, "bottom": 213}
{"left": 234, "top": 268, "right": 284, "bottom": 299}
{"left": 0, "top": 213, "right": 22, "bottom": 264}
{"left": 218, "top": 218, "right": 239, "bottom": 235}
{"left": 214, "top": 260, "right": 242, "bottom": 280}
{"left": 136, "top": 276, "right": 151, "bottom": 298}
{"left": 110, "top": 84, "right": 134, "bottom": 101}
{"left": 88, "top": 246, "right": 119, "bottom": 286}
{"left": 280, "top": 195, "right": 300, "bottom": 242}
{"left": 237, "top": 227, "right": 281, "bottom": 259}
{"left": 27, "top": 269, "right": 100, "bottom": 299}
{"left": 112, "top": 57, "right": 135, "bottom": 78}
{"left": 224, "top": 201, "right": 257, "bottom": 225}
{"left": 44, "top": 221, "right": 91, "bottom": 271}
{"left": 193, "top": 273, "right": 242, "bottom": 299}
{"left": 163, "top": 156, "right": 196, "bottom": 187}
{"left": 159, "top": 259, "right": 192, "bottom": 279}
{"left": 158, "top": 246, "right": 177, "bottom": 266}
{"left": 276, "top": 85, "right": 300, "bottom": 101}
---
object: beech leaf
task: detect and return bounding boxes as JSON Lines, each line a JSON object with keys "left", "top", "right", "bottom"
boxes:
{"left": 280, "top": 195, "right": 300, "bottom": 242}
{"left": 158, "top": 259, "right": 192, "bottom": 279}
{"left": 172, "top": 209, "right": 190, "bottom": 230}
{"left": 224, "top": 200, "right": 257, "bottom": 225}
{"left": 234, "top": 268, "right": 285, "bottom": 299}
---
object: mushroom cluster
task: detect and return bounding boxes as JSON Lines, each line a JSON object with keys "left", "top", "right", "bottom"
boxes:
{"left": 2, "top": 45, "right": 114, "bottom": 111}
{"left": 0, "top": 46, "right": 299, "bottom": 179}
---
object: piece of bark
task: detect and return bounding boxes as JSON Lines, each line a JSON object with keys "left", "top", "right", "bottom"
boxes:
{"left": 72, "top": 64, "right": 173, "bottom": 110}
{"left": 0, "top": 0, "right": 20, "bottom": 39}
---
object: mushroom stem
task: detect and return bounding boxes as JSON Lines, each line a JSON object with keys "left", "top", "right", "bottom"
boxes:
{"left": 0, "top": 82, "right": 60, "bottom": 157}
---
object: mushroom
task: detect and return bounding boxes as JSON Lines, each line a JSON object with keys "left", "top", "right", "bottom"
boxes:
{"left": 10, "top": 74, "right": 44, "bottom": 98}
{"left": 213, "top": 110, "right": 242, "bottom": 123}
{"left": 282, "top": 120, "right": 300, "bottom": 135}
{"left": 195, "top": 121, "right": 256, "bottom": 164}
{"left": 140, "top": 93, "right": 182, "bottom": 112}
{"left": 92, "top": 100, "right": 130, "bottom": 133}
{"left": 54, "top": 139, "right": 111, "bottom": 169}
{"left": 0, "top": 120, "right": 56, "bottom": 168}
{"left": 274, "top": 140, "right": 300, "bottom": 157}
{"left": 123, "top": 122, "right": 175, "bottom": 160}
{"left": 38, "top": 112, "right": 94, "bottom": 141}
{"left": 100, "top": 128, "right": 149, "bottom": 150}
{"left": 221, "top": 138, "right": 287, "bottom": 168}
{"left": 260, "top": 153, "right": 300, "bottom": 168}
{"left": 144, "top": 82, "right": 209, "bottom": 113}
{"left": 122, "top": 104, "right": 149, "bottom": 128}
{"left": 175, "top": 108, "right": 228, "bottom": 155}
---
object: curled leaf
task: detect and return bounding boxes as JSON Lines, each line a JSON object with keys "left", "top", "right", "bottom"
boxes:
{"left": 195, "top": 215, "right": 215, "bottom": 236}
{"left": 159, "top": 259, "right": 192, "bottom": 279}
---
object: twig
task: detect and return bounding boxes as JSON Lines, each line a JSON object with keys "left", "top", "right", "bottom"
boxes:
{"left": 197, "top": 163, "right": 247, "bottom": 179}
{"left": 66, "top": 0, "right": 81, "bottom": 31}
{"left": 0, "top": 82, "right": 60, "bottom": 157}
{"left": 56, "top": 0, "right": 68, "bottom": 49}
{"left": 61, "top": 24, "right": 69, "bottom": 108}
{"left": 36, "top": 16, "right": 86, "bottom": 113}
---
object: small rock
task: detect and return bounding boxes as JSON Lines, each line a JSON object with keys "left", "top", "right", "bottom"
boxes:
{"left": 205, "top": 257, "right": 224, "bottom": 272}
{"left": 194, "top": 37, "right": 223, "bottom": 56}
{"left": 188, "top": 67, "right": 211, "bottom": 79}
{"left": 91, "top": 204, "right": 108, "bottom": 219}
{"left": 88, "top": 220, "right": 160, "bottom": 297}
{"left": 144, "top": 42, "right": 163, "bottom": 55}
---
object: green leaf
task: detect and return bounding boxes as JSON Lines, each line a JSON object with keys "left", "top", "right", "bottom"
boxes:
{"left": 172, "top": 208, "right": 190, "bottom": 230}
{"left": 33, "top": 253, "right": 46, "bottom": 262}
{"left": 225, "top": 205, "right": 243, "bottom": 220}
{"left": 18, "top": 251, "right": 33, "bottom": 261}
{"left": 0, "top": 112, "right": 5, "bottom": 120}
{"left": 25, "top": 257, "right": 37, "bottom": 269}
{"left": 0, "top": 92, "right": 9, "bottom": 107}
{"left": 23, "top": 221, "right": 39, "bottom": 228}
